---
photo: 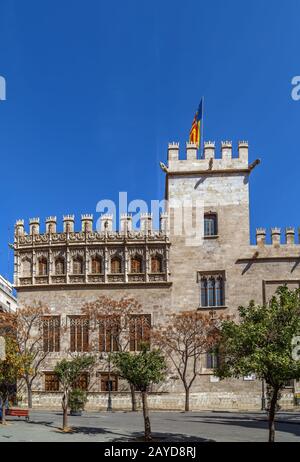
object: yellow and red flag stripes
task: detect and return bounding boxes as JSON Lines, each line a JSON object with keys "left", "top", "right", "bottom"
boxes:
{"left": 189, "top": 99, "right": 203, "bottom": 148}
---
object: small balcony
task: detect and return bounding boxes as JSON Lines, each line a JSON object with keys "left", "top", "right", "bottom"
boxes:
{"left": 128, "top": 273, "right": 146, "bottom": 283}
{"left": 107, "top": 274, "right": 125, "bottom": 283}
{"left": 19, "top": 277, "right": 33, "bottom": 286}
{"left": 148, "top": 272, "right": 167, "bottom": 282}
{"left": 87, "top": 274, "right": 105, "bottom": 283}
{"left": 69, "top": 274, "right": 85, "bottom": 284}
{"left": 51, "top": 275, "right": 67, "bottom": 284}
{"left": 35, "top": 276, "right": 49, "bottom": 285}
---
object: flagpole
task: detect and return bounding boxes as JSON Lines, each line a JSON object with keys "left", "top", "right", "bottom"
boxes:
{"left": 201, "top": 96, "right": 204, "bottom": 159}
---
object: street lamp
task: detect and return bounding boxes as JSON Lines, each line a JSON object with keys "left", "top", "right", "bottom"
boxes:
{"left": 99, "top": 352, "right": 113, "bottom": 412}
{"left": 107, "top": 354, "right": 113, "bottom": 412}
{"left": 261, "top": 379, "right": 266, "bottom": 411}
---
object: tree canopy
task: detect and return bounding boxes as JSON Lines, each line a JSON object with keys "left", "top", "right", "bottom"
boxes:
{"left": 215, "top": 286, "right": 300, "bottom": 442}
{"left": 111, "top": 344, "right": 166, "bottom": 392}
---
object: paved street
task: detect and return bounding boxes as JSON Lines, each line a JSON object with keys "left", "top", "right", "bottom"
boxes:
{"left": 0, "top": 410, "right": 299, "bottom": 442}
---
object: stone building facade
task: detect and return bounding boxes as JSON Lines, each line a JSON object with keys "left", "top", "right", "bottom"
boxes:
{"left": 13, "top": 140, "right": 300, "bottom": 410}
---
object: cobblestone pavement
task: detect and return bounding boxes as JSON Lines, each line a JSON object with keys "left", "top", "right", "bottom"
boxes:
{"left": 0, "top": 410, "right": 299, "bottom": 442}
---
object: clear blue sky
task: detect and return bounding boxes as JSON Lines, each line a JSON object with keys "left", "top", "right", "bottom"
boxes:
{"left": 0, "top": 0, "right": 299, "bottom": 279}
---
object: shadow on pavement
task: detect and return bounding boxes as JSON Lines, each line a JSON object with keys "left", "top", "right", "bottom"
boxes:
{"left": 56, "top": 426, "right": 111, "bottom": 435}
{"left": 111, "top": 432, "right": 214, "bottom": 443}
{"left": 5, "top": 418, "right": 54, "bottom": 427}
{"left": 180, "top": 416, "right": 300, "bottom": 439}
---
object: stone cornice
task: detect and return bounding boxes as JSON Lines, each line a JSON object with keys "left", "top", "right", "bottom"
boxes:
{"left": 15, "top": 281, "right": 173, "bottom": 292}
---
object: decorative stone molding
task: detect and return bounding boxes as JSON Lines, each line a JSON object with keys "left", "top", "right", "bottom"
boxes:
{"left": 14, "top": 219, "right": 170, "bottom": 288}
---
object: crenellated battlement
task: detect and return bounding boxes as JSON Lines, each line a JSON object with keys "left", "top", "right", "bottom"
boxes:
{"left": 14, "top": 212, "right": 169, "bottom": 239}
{"left": 255, "top": 227, "right": 300, "bottom": 246}
{"left": 166, "top": 140, "right": 251, "bottom": 173}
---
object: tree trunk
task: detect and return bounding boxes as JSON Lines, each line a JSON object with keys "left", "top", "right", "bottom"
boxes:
{"left": 62, "top": 391, "right": 68, "bottom": 431}
{"left": 268, "top": 386, "right": 279, "bottom": 443}
{"left": 63, "top": 406, "right": 68, "bottom": 431}
{"left": 26, "top": 380, "right": 33, "bottom": 409}
{"left": 130, "top": 383, "right": 137, "bottom": 412}
{"left": 141, "top": 391, "right": 152, "bottom": 441}
{"left": 184, "top": 386, "right": 190, "bottom": 412}
{"left": 1, "top": 400, "right": 6, "bottom": 425}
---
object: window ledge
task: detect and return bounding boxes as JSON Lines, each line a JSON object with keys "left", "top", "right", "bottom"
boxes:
{"left": 198, "top": 306, "right": 228, "bottom": 311}
{"left": 201, "top": 368, "right": 216, "bottom": 375}
{"left": 204, "top": 235, "right": 219, "bottom": 240}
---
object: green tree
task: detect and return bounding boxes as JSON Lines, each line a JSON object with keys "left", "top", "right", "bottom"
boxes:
{"left": 111, "top": 344, "right": 166, "bottom": 441}
{"left": 0, "top": 338, "right": 24, "bottom": 424}
{"left": 54, "top": 355, "right": 95, "bottom": 431}
{"left": 215, "top": 286, "right": 300, "bottom": 442}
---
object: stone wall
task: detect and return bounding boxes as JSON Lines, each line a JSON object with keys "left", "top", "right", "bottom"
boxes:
{"left": 21, "top": 390, "right": 295, "bottom": 411}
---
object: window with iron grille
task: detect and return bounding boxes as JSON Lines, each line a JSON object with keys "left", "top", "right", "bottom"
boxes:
{"left": 129, "top": 314, "right": 151, "bottom": 351}
{"left": 91, "top": 256, "right": 102, "bottom": 274}
{"left": 99, "top": 317, "right": 120, "bottom": 352}
{"left": 200, "top": 275, "right": 224, "bottom": 308}
{"left": 69, "top": 316, "right": 89, "bottom": 352}
{"left": 100, "top": 373, "right": 118, "bottom": 392}
{"left": 73, "top": 373, "right": 89, "bottom": 391}
{"left": 111, "top": 257, "right": 122, "bottom": 274}
{"left": 204, "top": 213, "right": 218, "bottom": 237}
{"left": 151, "top": 256, "right": 163, "bottom": 273}
{"left": 42, "top": 316, "right": 60, "bottom": 352}
{"left": 130, "top": 256, "right": 142, "bottom": 273}
{"left": 45, "top": 372, "right": 59, "bottom": 392}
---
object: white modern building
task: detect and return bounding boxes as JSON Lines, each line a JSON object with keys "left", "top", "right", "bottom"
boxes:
{"left": 0, "top": 275, "right": 17, "bottom": 312}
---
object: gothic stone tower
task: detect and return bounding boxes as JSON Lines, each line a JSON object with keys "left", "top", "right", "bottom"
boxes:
{"left": 164, "top": 140, "right": 253, "bottom": 315}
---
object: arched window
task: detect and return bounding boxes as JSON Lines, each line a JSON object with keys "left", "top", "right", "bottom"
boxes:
{"left": 151, "top": 255, "right": 163, "bottom": 273}
{"left": 111, "top": 257, "right": 121, "bottom": 274}
{"left": 204, "top": 213, "right": 218, "bottom": 237}
{"left": 200, "top": 275, "right": 224, "bottom": 308}
{"left": 201, "top": 277, "right": 208, "bottom": 307}
{"left": 22, "top": 257, "right": 32, "bottom": 276}
{"left": 91, "top": 256, "right": 102, "bottom": 274}
{"left": 38, "top": 257, "right": 48, "bottom": 276}
{"left": 73, "top": 257, "right": 84, "bottom": 275}
{"left": 131, "top": 256, "right": 142, "bottom": 274}
{"left": 55, "top": 258, "right": 65, "bottom": 275}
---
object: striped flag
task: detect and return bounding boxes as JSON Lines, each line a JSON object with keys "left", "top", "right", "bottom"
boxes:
{"left": 189, "top": 99, "right": 203, "bottom": 149}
